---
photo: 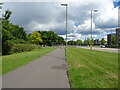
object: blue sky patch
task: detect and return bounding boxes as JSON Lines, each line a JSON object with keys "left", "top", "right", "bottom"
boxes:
{"left": 74, "top": 23, "right": 79, "bottom": 27}
{"left": 113, "top": 1, "right": 120, "bottom": 8}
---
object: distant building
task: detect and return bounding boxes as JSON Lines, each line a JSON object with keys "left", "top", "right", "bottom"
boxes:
{"left": 107, "top": 34, "right": 112, "bottom": 45}
{"left": 107, "top": 28, "right": 120, "bottom": 45}
{"left": 94, "top": 39, "right": 100, "bottom": 45}
{"left": 116, "top": 28, "right": 120, "bottom": 45}
{"left": 107, "top": 33, "right": 116, "bottom": 45}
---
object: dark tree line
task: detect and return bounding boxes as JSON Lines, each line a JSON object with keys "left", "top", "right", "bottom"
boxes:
{"left": 38, "top": 31, "right": 65, "bottom": 46}
{"left": 67, "top": 38, "right": 107, "bottom": 46}
{"left": 67, "top": 40, "right": 82, "bottom": 46}
{"left": 28, "top": 31, "right": 65, "bottom": 46}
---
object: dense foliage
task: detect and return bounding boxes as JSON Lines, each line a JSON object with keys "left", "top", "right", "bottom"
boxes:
{"left": 111, "top": 34, "right": 116, "bottom": 44}
{"left": 2, "top": 9, "right": 28, "bottom": 55}
{"left": 67, "top": 39, "right": 94, "bottom": 46}
{"left": 10, "top": 44, "right": 41, "bottom": 54}
{"left": 38, "top": 31, "right": 65, "bottom": 46}
{"left": 29, "top": 31, "right": 43, "bottom": 45}
{"left": 101, "top": 38, "right": 106, "bottom": 45}
{"left": 2, "top": 9, "right": 65, "bottom": 55}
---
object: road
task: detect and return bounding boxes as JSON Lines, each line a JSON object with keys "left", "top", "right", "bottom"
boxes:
{"left": 77, "top": 46, "right": 120, "bottom": 53}
{"left": 2, "top": 47, "right": 70, "bottom": 88}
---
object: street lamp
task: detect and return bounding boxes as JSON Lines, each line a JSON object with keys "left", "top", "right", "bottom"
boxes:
{"left": 61, "top": 3, "right": 68, "bottom": 59}
{"left": 118, "top": 6, "right": 120, "bottom": 28}
{"left": 90, "top": 10, "right": 98, "bottom": 50}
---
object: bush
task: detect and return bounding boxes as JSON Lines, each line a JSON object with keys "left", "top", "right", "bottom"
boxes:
{"left": 105, "top": 44, "right": 120, "bottom": 48}
{"left": 111, "top": 44, "right": 119, "bottom": 48}
{"left": 10, "top": 39, "right": 29, "bottom": 44}
{"left": 2, "top": 40, "right": 15, "bottom": 55}
{"left": 10, "top": 44, "right": 41, "bottom": 54}
{"left": 2, "top": 39, "right": 31, "bottom": 55}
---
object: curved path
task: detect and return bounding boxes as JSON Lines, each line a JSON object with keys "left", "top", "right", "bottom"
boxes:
{"left": 2, "top": 47, "right": 70, "bottom": 88}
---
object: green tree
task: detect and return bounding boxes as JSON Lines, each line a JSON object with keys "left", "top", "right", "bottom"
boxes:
{"left": 3, "top": 9, "right": 12, "bottom": 20}
{"left": 67, "top": 40, "right": 77, "bottom": 45}
{"left": 39, "top": 31, "right": 64, "bottom": 46}
{"left": 2, "top": 10, "right": 28, "bottom": 55}
{"left": 91, "top": 39, "right": 94, "bottom": 45}
{"left": 29, "top": 31, "right": 43, "bottom": 45}
{"left": 57, "top": 36, "right": 64, "bottom": 45}
{"left": 76, "top": 40, "right": 82, "bottom": 46}
{"left": 101, "top": 38, "right": 106, "bottom": 45}
{"left": 84, "top": 39, "right": 87, "bottom": 45}
{"left": 86, "top": 38, "right": 90, "bottom": 45}
{"left": 112, "top": 35, "right": 116, "bottom": 44}
{"left": 68, "top": 40, "right": 74, "bottom": 45}
{"left": 84, "top": 38, "right": 91, "bottom": 45}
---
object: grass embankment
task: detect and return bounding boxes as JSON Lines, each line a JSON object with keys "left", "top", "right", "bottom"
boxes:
{"left": 1, "top": 47, "right": 57, "bottom": 75}
{"left": 67, "top": 47, "right": 118, "bottom": 88}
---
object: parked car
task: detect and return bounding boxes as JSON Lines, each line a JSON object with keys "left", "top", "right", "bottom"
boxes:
{"left": 100, "top": 45, "right": 105, "bottom": 48}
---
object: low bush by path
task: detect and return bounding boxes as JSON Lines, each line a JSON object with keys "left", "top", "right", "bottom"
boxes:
{"left": 3, "top": 43, "right": 41, "bottom": 55}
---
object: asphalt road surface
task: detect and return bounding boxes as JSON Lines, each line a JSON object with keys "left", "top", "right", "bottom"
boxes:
{"left": 2, "top": 47, "right": 70, "bottom": 88}
{"left": 77, "top": 46, "right": 120, "bottom": 53}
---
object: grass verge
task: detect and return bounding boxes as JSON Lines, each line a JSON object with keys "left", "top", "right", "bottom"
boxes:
{"left": 67, "top": 47, "right": 118, "bottom": 88}
{"left": 1, "top": 47, "right": 57, "bottom": 75}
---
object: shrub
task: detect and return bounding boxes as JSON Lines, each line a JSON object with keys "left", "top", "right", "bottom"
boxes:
{"left": 10, "top": 44, "right": 41, "bottom": 54}
{"left": 10, "top": 39, "right": 29, "bottom": 44}
{"left": 111, "top": 44, "right": 119, "bottom": 48}
{"left": 2, "top": 39, "right": 31, "bottom": 55}
{"left": 2, "top": 40, "right": 14, "bottom": 55}
{"left": 105, "top": 44, "right": 120, "bottom": 48}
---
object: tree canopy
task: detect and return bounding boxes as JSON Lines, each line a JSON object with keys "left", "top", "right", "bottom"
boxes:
{"left": 76, "top": 40, "right": 82, "bottom": 46}
{"left": 29, "top": 31, "right": 43, "bottom": 45}
{"left": 100, "top": 38, "right": 106, "bottom": 45}
{"left": 112, "top": 35, "right": 116, "bottom": 44}
{"left": 38, "top": 31, "right": 65, "bottom": 46}
{"left": 2, "top": 9, "right": 28, "bottom": 55}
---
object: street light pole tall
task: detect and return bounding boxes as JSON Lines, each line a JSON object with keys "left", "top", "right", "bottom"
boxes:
{"left": 90, "top": 10, "right": 98, "bottom": 50}
{"left": 61, "top": 4, "right": 68, "bottom": 59}
{"left": 66, "top": 4, "right": 68, "bottom": 48}
{"left": 118, "top": 6, "right": 120, "bottom": 28}
{"left": 90, "top": 10, "right": 93, "bottom": 50}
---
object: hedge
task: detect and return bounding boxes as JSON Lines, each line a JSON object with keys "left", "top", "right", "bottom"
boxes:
{"left": 10, "top": 44, "right": 41, "bottom": 54}
{"left": 105, "top": 44, "right": 120, "bottom": 48}
{"left": 2, "top": 39, "right": 31, "bottom": 55}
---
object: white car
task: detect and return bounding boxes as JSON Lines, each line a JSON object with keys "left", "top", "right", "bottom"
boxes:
{"left": 100, "top": 45, "right": 105, "bottom": 48}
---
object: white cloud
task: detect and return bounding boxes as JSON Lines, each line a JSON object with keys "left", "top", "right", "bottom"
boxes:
{"left": 2, "top": 0, "right": 118, "bottom": 41}
{"left": 77, "top": 19, "right": 95, "bottom": 31}
{"left": 95, "top": 1, "right": 118, "bottom": 28}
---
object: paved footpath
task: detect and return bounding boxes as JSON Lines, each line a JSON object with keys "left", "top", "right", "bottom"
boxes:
{"left": 2, "top": 47, "right": 70, "bottom": 88}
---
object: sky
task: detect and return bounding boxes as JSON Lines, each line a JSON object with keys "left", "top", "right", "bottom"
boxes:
{"left": 1, "top": 0, "right": 119, "bottom": 41}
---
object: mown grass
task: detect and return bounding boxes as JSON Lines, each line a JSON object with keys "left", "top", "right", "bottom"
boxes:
{"left": 1, "top": 47, "right": 57, "bottom": 75}
{"left": 67, "top": 47, "right": 118, "bottom": 88}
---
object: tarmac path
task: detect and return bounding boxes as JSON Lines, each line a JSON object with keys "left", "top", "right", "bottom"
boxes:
{"left": 2, "top": 47, "right": 70, "bottom": 88}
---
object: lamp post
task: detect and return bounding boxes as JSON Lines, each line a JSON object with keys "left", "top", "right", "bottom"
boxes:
{"left": 90, "top": 10, "right": 98, "bottom": 50}
{"left": 118, "top": 6, "right": 120, "bottom": 28}
{"left": 61, "top": 4, "right": 68, "bottom": 59}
